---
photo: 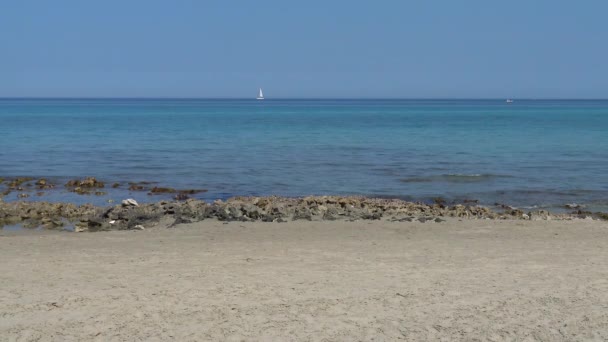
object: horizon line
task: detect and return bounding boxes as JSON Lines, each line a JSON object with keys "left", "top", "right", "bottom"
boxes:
{"left": 1, "top": 97, "right": 608, "bottom": 101}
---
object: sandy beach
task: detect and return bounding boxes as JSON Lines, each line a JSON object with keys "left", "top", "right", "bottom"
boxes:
{"left": 1, "top": 219, "right": 608, "bottom": 341}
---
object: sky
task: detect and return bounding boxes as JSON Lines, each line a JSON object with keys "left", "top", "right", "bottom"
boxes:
{"left": 0, "top": 0, "right": 607, "bottom": 98}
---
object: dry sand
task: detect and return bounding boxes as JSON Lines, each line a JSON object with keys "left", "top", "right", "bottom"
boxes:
{"left": 1, "top": 219, "right": 608, "bottom": 341}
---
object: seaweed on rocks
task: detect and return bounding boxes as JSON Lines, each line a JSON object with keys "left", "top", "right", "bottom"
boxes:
{"left": 36, "top": 179, "right": 54, "bottom": 190}
{"left": 8, "top": 177, "right": 34, "bottom": 189}
{"left": 65, "top": 177, "right": 104, "bottom": 188}
{"left": 65, "top": 177, "right": 105, "bottom": 195}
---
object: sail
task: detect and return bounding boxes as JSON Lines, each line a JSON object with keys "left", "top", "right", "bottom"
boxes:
{"left": 258, "top": 88, "right": 264, "bottom": 98}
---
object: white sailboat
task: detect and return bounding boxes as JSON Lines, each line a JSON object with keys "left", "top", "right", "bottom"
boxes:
{"left": 256, "top": 88, "right": 264, "bottom": 100}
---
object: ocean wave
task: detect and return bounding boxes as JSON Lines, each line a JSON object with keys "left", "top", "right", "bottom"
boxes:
{"left": 400, "top": 174, "right": 513, "bottom": 183}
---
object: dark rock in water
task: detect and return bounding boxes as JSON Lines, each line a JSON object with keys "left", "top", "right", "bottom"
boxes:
{"left": 149, "top": 187, "right": 177, "bottom": 194}
{"left": 18, "top": 193, "right": 29, "bottom": 198}
{"left": 462, "top": 199, "right": 479, "bottom": 204}
{"left": 432, "top": 197, "right": 447, "bottom": 206}
{"left": 36, "top": 192, "right": 45, "bottom": 196}
{"left": 111, "top": 183, "right": 120, "bottom": 188}
{"left": 128, "top": 184, "right": 146, "bottom": 191}
{"left": 495, "top": 203, "right": 516, "bottom": 210}
{"left": 179, "top": 189, "right": 208, "bottom": 195}
{"left": 94, "top": 191, "right": 107, "bottom": 196}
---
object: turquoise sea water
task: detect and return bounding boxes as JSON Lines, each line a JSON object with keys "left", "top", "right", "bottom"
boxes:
{"left": 1, "top": 99, "right": 607, "bottom": 210}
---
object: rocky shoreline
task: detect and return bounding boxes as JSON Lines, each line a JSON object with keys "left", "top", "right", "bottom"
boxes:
{"left": 1, "top": 195, "right": 606, "bottom": 232}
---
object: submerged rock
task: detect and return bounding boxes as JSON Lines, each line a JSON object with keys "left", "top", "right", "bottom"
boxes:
{"left": 149, "top": 187, "right": 177, "bottom": 194}
{"left": 178, "top": 189, "right": 208, "bottom": 195}
{"left": 128, "top": 184, "right": 146, "bottom": 191}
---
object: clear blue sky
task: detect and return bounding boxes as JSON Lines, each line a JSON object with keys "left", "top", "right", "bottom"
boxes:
{"left": 1, "top": 0, "right": 606, "bottom": 98}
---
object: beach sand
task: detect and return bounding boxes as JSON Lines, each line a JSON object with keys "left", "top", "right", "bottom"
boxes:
{"left": 1, "top": 219, "right": 608, "bottom": 341}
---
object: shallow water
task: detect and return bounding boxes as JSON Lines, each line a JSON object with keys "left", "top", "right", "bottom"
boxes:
{"left": 1, "top": 99, "right": 607, "bottom": 209}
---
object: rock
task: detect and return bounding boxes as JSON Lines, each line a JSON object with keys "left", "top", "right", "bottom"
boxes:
{"left": 133, "top": 225, "right": 145, "bottom": 230}
{"left": 35, "top": 179, "right": 55, "bottom": 189}
{"left": 179, "top": 189, "right": 208, "bottom": 195}
{"left": 73, "top": 187, "right": 90, "bottom": 195}
{"left": 129, "top": 184, "right": 146, "bottom": 191}
{"left": 18, "top": 193, "right": 29, "bottom": 198}
{"left": 565, "top": 203, "right": 583, "bottom": 209}
{"left": 595, "top": 212, "right": 608, "bottom": 221}
{"left": 0, "top": 195, "right": 586, "bottom": 232}
{"left": 121, "top": 199, "right": 139, "bottom": 207}
{"left": 529, "top": 210, "right": 551, "bottom": 221}
{"left": 41, "top": 217, "right": 63, "bottom": 229}
{"left": 111, "top": 183, "right": 120, "bottom": 188}
{"left": 65, "top": 177, "right": 104, "bottom": 188}
{"left": 8, "top": 177, "right": 34, "bottom": 188}
{"left": 149, "top": 187, "right": 176, "bottom": 194}
{"left": 74, "top": 225, "right": 88, "bottom": 233}
{"left": 432, "top": 197, "right": 447, "bottom": 206}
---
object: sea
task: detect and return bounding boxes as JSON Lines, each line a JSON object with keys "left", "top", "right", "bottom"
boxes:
{"left": 1, "top": 98, "right": 607, "bottom": 212}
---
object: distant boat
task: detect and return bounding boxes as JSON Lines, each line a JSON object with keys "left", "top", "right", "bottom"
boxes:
{"left": 256, "top": 88, "right": 264, "bottom": 100}
{"left": 506, "top": 99, "right": 514, "bottom": 103}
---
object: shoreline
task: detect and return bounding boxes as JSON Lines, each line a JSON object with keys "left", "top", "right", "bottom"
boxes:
{"left": 1, "top": 194, "right": 606, "bottom": 232}
{"left": 2, "top": 176, "right": 606, "bottom": 213}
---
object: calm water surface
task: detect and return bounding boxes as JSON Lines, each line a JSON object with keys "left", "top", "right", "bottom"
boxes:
{"left": 1, "top": 99, "right": 607, "bottom": 210}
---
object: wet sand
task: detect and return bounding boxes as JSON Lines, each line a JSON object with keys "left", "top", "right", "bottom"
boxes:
{"left": 1, "top": 219, "right": 608, "bottom": 341}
